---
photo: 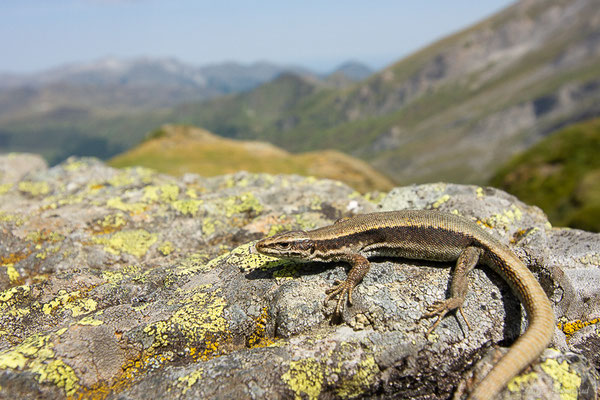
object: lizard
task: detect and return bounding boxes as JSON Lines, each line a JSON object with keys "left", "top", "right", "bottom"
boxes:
{"left": 254, "top": 210, "right": 555, "bottom": 400}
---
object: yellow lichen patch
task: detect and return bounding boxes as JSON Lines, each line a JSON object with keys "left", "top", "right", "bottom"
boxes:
{"left": 174, "top": 252, "right": 212, "bottom": 276}
{"left": 282, "top": 358, "right": 323, "bottom": 400}
{"left": 247, "top": 307, "right": 275, "bottom": 348}
{"left": 91, "top": 213, "right": 127, "bottom": 235}
{"left": 107, "top": 172, "right": 135, "bottom": 187}
{"left": 177, "top": 368, "right": 204, "bottom": 395}
{"left": 335, "top": 355, "right": 379, "bottom": 399}
{"left": 507, "top": 371, "right": 539, "bottom": 393}
{"left": 432, "top": 194, "right": 451, "bottom": 208}
{"left": 26, "top": 230, "right": 65, "bottom": 244}
{"left": 95, "top": 229, "right": 157, "bottom": 258}
{"left": 67, "top": 297, "right": 98, "bottom": 317}
{"left": 0, "top": 334, "right": 80, "bottom": 396}
{"left": 159, "top": 184, "right": 180, "bottom": 202}
{"left": 0, "top": 251, "right": 29, "bottom": 274}
{"left": 142, "top": 185, "right": 160, "bottom": 202}
{"left": 158, "top": 241, "right": 175, "bottom": 256}
{"left": 0, "top": 285, "right": 32, "bottom": 320}
{"left": 18, "top": 181, "right": 50, "bottom": 196}
{"left": 0, "top": 183, "right": 12, "bottom": 195}
{"left": 540, "top": 359, "right": 581, "bottom": 400}
{"left": 63, "top": 159, "right": 86, "bottom": 172}
{"left": 172, "top": 199, "right": 203, "bottom": 216}
{"left": 41, "top": 290, "right": 78, "bottom": 315}
{"left": 101, "top": 265, "right": 143, "bottom": 286}
{"left": 42, "top": 289, "right": 97, "bottom": 317}
{"left": 143, "top": 286, "right": 230, "bottom": 361}
{"left": 0, "top": 285, "right": 31, "bottom": 308}
{"left": 133, "top": 166, "right": 157, "bottom": 182}
{"left": 476, "top": 187, "right": 485, "bottom": 199}
{"left": 52, "top": 192, "right": 86, "bottom": 208}
{"left": 482, "top": 205, "right": 523, "bottom": 231}
{"left": 224, "top": 192, "right": 263, "bottom": 217}
{"left": 0, "top": 211, "right": 26, "bottom": 225}
{"left": 226, "top": 241, "right": 290, "bottom": 273}
{"left": 557, "top": 318, "right": 600, "bottom": 339}
{"left": 5, "top": 263, "right": 20, "bottom": 282}
{"left": 106, "top": 197, "right": 147, "bottom": 214}
{"left": 185, "top": 187, "right": 198, "bottom": 198}
{"left": 267, "top": 223, "right": 293, "bottom": 237}
{"left": 202, "top": 218, "right": 216, "bottom": 236}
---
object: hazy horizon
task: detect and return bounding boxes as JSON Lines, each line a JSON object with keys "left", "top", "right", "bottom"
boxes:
{"left": 1, "top": 0, "right": 514, "bottom": 75}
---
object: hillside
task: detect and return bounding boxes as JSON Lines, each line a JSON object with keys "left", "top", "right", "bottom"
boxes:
{"left": 0, "top": 58, "right": 315, "bottom": 117}
{"left": 0, "top": 59, "right": 370, "bottom": 164}
{"left": 108, "top": 124, "right": 394, "bottom": 193}
{"left": 490, "top": 117, "right": 600, "bottom": 232}
{"left": 167, "top": 0, "right": 600, "bottom": 185}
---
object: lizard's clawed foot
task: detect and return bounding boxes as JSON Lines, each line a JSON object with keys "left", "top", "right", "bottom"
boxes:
{"left": 422, "top": 297, "right": 470, "bottom": 335}
{"left": 325, "top": 279, "right": 354, "bottom": 315}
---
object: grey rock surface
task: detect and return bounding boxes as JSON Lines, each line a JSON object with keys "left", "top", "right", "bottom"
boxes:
{"left": 0, "top": 155, "right": 598, "bottom": 399}
{"left": 0, "top": 153, "right": 47, "bottom": 184}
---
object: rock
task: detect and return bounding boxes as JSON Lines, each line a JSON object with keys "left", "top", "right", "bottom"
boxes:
{"left": 0, "top": 153, "right": 47, "bottom": 185}
{"left": 0, "top": 156, "right": 598, "bottom": 399}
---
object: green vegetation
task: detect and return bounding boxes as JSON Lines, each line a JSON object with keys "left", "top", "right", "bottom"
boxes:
{"left": 490, "top": 118, "right": 600, "bottom": 232}
{"left": 109, "top": 125, "right": 394, "bottom": 193}
{"left": 0, "top": 109, "right": 169, "bottom": 164}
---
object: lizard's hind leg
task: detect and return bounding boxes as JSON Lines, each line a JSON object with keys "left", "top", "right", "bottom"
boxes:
{"left": 423, "top": 246, "right": 483, "bottom": 335}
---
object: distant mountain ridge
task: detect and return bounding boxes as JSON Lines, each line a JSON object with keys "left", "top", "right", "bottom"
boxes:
{"left": 0, "top": 57, "right": 372, "bottom": 118}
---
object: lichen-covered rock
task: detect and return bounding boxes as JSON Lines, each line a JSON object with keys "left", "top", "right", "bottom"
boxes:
{"left": 0, "top": 154, "right": 598, "bottom": 399}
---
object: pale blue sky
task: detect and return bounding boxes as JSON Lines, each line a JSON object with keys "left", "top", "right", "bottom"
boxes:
{"left": 1, "top": 0, "right": 514, "bottom": 73}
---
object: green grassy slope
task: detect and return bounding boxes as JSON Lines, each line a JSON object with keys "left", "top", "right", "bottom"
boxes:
{"left": 109, "top": 124, "right": 395, "bottom": 193}
{"left": 490, "top": 117, "right": 600, "bottom": 232}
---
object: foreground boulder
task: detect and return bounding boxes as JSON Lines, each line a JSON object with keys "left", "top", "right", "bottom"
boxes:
{"left": 0, "top": 154, "right": 598, "bottom": 399}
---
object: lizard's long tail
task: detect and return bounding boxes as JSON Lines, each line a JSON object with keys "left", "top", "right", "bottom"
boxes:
{"left": 468, "top": 249, "right": 555, "bottom": 400}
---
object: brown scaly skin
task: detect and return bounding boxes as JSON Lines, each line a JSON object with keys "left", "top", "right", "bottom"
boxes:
{"left": 255, "top": 210, "right": 555, "bottom": 400}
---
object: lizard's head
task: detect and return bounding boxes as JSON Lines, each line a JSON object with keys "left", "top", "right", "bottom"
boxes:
{"left": 255, "top": 230, "right": 315, "bottom": 260}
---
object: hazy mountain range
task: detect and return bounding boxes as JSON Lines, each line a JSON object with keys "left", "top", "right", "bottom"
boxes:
{"left": 0, "top": 58, "right": 372, "bottom": 117}
{"left": 1, "top": 0, "right": 599, "bottom": 187}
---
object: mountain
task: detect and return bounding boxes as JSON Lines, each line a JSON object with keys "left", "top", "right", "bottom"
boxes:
{"left": 324, "top": 61, "right": 373, "bottom": 87}
{"left": 0, "top": 58, "right": 366, "bottom": 164}
{"left": 329, "top": 61, "right": 372, "bottom": 81}
{"left": 109, "top": 124, "right": 394, "bottom": 193}
{"left": 165, "top": 0, "right": 600, "bottom": 184}
{"left": 490, "top": 117, "right": 600, "bottom": 232}
{"left": 0, "top": 57, "right": 313, "bottom": 118}
{"left": 2, "top": 0, "right": 600, "bottom": 182}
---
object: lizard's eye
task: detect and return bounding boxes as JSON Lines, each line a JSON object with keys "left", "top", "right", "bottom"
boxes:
{"left": 278, "top": 243, "right": 290, "bottom": 249}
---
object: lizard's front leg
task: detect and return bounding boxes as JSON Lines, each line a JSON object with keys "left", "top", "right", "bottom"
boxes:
{"left": 423, "top": 246, "right": 483, "bottom": 334}
{"left": 325, "top": 253, "right": 371, "bottom": 315}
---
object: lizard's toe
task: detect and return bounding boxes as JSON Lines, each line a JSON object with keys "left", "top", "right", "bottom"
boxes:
{"left": 325, "top": 280, "right": 352, "bottom": 315}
